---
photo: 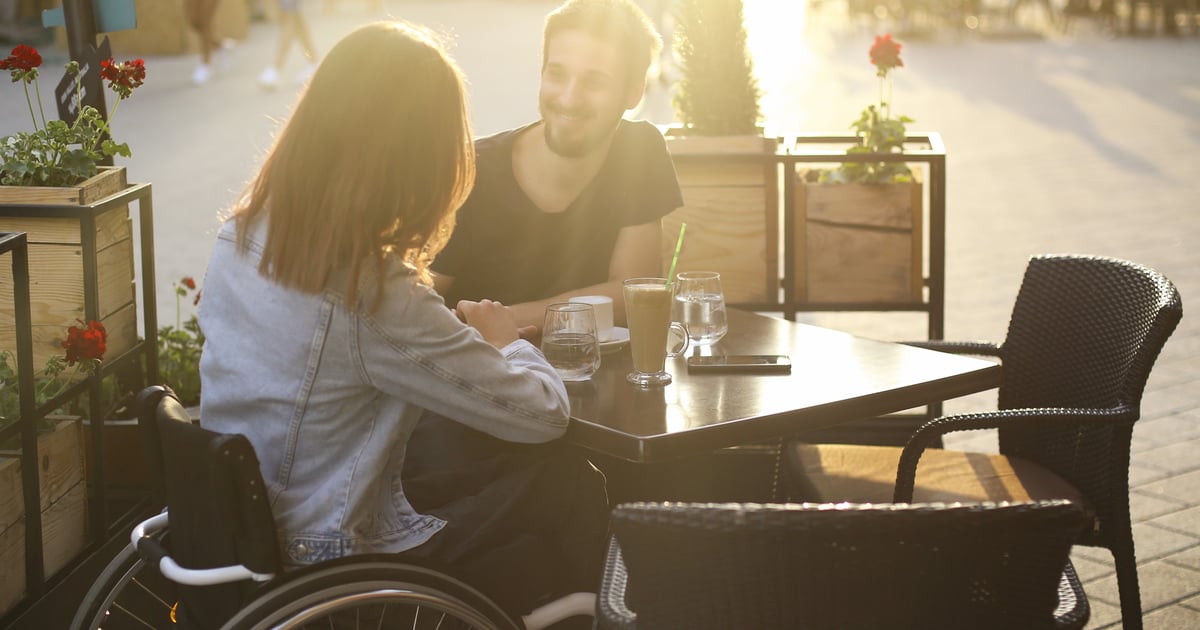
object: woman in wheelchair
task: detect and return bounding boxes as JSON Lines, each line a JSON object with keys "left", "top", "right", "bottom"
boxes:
{"left": 94, "top": 20, "right": 607, "bottom": 629}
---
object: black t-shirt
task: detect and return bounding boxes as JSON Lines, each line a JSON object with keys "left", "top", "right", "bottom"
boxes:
{"left": 433, "top": 119, "right": 683, "bottom": 305}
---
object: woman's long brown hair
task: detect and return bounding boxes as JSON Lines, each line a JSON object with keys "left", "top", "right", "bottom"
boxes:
{"left": 234, "top": 21, "right": 475, "bottom": 312}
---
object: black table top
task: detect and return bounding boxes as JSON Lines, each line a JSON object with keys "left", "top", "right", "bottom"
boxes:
{"left": 565, "top": 309, "right": 1001, "bottom": 462}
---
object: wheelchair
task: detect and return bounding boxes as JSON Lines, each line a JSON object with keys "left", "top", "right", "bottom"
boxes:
{"left": 72, "top": 386, "right": 594, "bottom": 630}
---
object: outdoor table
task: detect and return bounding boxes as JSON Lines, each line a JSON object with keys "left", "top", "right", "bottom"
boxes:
{"left": 565, "top": 309, "right": 1001, "bottom": 463}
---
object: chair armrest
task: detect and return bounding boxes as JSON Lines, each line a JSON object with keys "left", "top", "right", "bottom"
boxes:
{"left": 901, "top": 340, "right": 1002, "bottom": 357}
{"left": 596, "top": 536, "right": 638, "bottom": 630}
{"left": 892, "top": 404, "right": 1138, "bottom": 502}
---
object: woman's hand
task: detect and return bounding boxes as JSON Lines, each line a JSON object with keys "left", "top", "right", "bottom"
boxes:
{"left": 456, "top": 299, "right": 520, "bottom": 349}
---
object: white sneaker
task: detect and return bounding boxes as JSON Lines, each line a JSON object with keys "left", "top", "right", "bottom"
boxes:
{"left": 295, "top": 62, "right": 318, "bottom": 86}
{"left": 258, "top": 66, "right": 280, "bottom": 90}
{"left": 191, "top": 64, "right": 212, "bottom": 85}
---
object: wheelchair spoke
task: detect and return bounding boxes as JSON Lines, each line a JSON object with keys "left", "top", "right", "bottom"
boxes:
{"left": 111, "top": 601, "right": 159, "bottom": 629}
{"left": 129, "top": 576, "right": 173, "bottom": 610}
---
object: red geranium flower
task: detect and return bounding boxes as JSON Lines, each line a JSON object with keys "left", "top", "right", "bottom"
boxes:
{"left": 1, "top": 44, "right": 42, "bottom": 82}
{"left": 181, "top": 276, "right": 196, "bottom": 290}
{"left": 100, "top": 58, "right": 146, "bottom": 99}
{"left": 869, "top": 34, "right": 903, "bottom": 76}
{"left": 62, "top": 320, "right": 107, "bottom": 366}
{"left": 2, "top": 43, "right": 147, "bottom": 187}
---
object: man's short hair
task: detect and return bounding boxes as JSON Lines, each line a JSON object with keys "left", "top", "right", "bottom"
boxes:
{"left": 543, "top": 0, "right": 663, "bottom": 88}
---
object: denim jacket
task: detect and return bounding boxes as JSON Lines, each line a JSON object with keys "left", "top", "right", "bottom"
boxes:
{"left": 199, "top": 218, "right": 570, "bottom": 565}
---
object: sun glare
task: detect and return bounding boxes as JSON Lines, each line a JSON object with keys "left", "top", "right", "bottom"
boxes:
{"left": 742, "top": 0, "right": 817, "bottom": 133}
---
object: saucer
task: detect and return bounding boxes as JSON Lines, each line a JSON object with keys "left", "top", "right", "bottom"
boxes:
{"left": 598, "top": 327, "right": 630, "bottom": 354}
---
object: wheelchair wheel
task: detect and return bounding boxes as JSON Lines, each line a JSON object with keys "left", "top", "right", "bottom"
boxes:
{"left": 71, "top": 536, "right": 177, "bottom": 630}
{"left": 224, "top": 557, "right": 522, "bottom": 630}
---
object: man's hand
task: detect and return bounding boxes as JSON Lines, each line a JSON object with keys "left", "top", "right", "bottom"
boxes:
{"left": 456, "top": 299, "right": 520, "bottom": 350}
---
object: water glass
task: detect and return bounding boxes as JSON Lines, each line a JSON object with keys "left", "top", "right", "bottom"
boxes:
{"left": 673, "top": 271, "right": 728, "bottom": 345}
{"left": 541, "top": 303, "right": 601, "bottom": 381}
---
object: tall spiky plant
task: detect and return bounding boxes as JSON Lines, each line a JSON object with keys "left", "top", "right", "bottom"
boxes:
{"left": 671, "top": 0, "right": 761, "bottom": 136}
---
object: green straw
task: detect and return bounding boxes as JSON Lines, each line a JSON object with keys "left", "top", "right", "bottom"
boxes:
{"left": 666, "top": 222, "right": 687, "bottom": 289}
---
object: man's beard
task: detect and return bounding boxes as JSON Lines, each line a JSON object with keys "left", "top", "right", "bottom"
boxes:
{"left": 540, "top": 102, "right": 622, "bottom": 158}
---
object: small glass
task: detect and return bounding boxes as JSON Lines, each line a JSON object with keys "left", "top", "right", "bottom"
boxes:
{"left": 623, "top": 278, "right": 689, "bottom": 387}
{"left": 541, "top": 303, "right": 601, "bottom": 381}
{"left": 673, "top": 271, "right": 728, "bottom": 345}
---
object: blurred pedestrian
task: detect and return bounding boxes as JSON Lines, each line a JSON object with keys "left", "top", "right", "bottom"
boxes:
{"left": 322, "top": 0, "right": 384, "bottom": 13}
{"left": 258, "top": 0, "right": 319, "bottom": 89}
{"left": 185, "top": 0, "right": 228, "bottom": 85}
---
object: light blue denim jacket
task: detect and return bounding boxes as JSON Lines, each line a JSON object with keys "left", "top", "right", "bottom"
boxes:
{"left": 198, "top": 218, "right": 570, "bottom": 565}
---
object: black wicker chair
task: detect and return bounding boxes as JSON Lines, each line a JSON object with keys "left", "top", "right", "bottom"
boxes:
{"left": 598, "top": 501, "right": 1090, "bottom": 630}
{"left": 782, "top": 254, "right": 1183, "bottom": 630}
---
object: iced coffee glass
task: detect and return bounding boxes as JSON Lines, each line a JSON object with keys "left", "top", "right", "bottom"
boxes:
{"left": 623, "top": 278, "right": 689, "bottom": 386}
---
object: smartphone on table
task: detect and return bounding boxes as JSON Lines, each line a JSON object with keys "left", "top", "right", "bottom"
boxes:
{"left": 686, "top": 354, "right": 792, "bottom": 374}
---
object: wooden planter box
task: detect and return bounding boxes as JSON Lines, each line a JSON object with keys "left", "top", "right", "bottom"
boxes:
{"left": 794, "top": 176, "right": 923, "bottom": 304}
{"left": 663, "top": 134, "right": 779, "bottom": 304}
{"left": 0, "top": 167, "right": 138, "bottom": 370}
{"left": 0, "top": 418, "right": 88, "bottom": 617}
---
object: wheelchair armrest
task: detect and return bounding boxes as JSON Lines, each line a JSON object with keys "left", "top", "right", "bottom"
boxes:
{"left": 132, "top": 510, "right": 276, "bottom": 586}
{"left": 523, "top": 592, "right": 597, "bottom": 630}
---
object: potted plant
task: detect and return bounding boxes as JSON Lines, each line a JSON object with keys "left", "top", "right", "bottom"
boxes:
{"left": 0, "top": 319, "right": 105, "bottom": 616}
{"left": 71, "top": 274, "right": 206, "bottom": 500}
{"left": 671, "top": 0, "right": 762, "bottom": 140}
{"left": 158, "top": 275, "right": 204, "bottom": 409}
{"left": 0, "top": 320, "right": 108, "bottom": 427}
{"left": 0, "top": 44, "right": 144, "bottom": 190}
{"left": 0, "top": 44, "right": 147, "bottom": 374}
{"left": 794, "top": 34, "right": 923, "bottom": 305}
{"left": 662, "top": 0, "right": 778, "bottom": 305}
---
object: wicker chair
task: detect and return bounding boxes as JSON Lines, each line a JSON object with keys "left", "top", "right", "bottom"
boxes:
{"left": 598, "top": 501, "right": 1090, "bottom": 630}
{"left": 781, "top": 254, "right": 1183, "bottom": 630}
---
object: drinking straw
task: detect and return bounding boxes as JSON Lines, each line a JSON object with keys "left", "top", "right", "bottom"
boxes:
{"left": 666, "top": 222, "right": 687, "bottom": 289}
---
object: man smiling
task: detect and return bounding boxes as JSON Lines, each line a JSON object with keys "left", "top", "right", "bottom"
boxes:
{"left": 407, "top": 0, "right": 681, "bottom": 614}
{"left": 432, "top": 0, "right": 682, "bottom": 332}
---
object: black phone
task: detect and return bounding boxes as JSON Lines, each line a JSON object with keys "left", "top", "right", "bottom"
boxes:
{"left": 686, "top": 354, "right": 792, "bottom": 374}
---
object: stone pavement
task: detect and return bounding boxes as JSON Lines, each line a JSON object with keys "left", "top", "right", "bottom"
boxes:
{"left": 1, "top": 1, "right": 1196, "bottom": 627}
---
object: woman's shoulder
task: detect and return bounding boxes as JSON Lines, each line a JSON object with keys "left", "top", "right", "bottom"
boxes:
{"left": 216, "top": 212, "right": 269, "bottom": 254}
{"left": 369, "top": 262, "right": 445, "bottom": 312}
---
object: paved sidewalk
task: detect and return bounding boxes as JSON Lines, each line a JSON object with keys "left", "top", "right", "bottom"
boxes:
{"left": 1, "top": 1, "right": 1196, "bottom": 627}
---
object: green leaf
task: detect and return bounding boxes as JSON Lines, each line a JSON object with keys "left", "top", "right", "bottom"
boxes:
{"left": 102, "top": 140, "right": 132, "bottom": 158}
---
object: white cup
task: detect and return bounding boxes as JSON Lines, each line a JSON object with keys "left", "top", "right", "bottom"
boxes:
{"left": 569, "top": 295, "right": 615, "bottom": 342}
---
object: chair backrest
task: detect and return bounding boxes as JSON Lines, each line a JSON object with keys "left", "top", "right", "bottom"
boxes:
{"left": 999, "top": 254, "right": 1182, "bottom": 411}
{"left": 135, "top": 385, "right": 281, "bottom": 629}
{"left": 609, "top": 501, "right": 1086, "bottom": 630}
{"left": 995, "top": 255, "right": 1182, "bottom": 539}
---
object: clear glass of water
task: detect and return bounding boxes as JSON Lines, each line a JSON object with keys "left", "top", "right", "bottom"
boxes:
{"left": 673, "top": 271, "right": 728, "bottom": 345}
{"left": 541, "top": 303, "right": 601, "bottom": 381}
